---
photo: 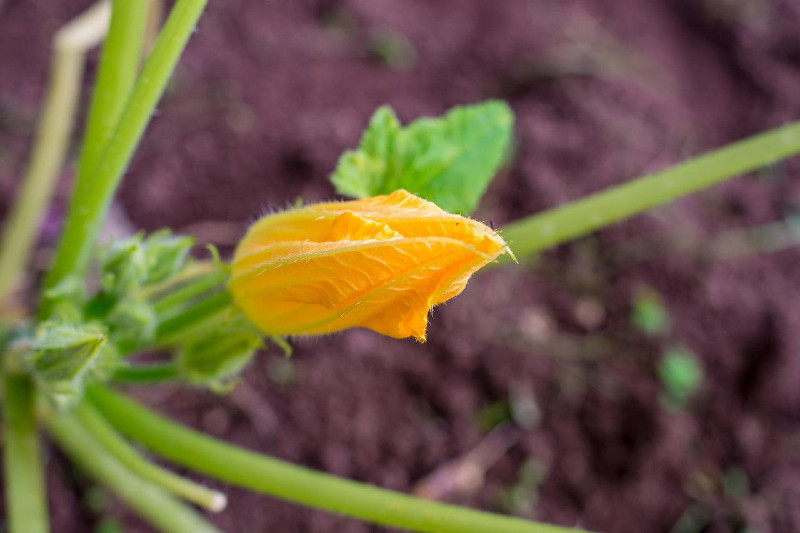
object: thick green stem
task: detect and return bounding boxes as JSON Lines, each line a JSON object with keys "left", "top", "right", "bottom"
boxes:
{"left": 4, "top": 375, "right": 49, "bottom": 533}
{"left": 46, "top": 412, "right": 220, "bottom": 533}
{"left": 77, "top": 0, "right": 149, "bottom": 195}
{"left": 150, "top": 268, "right": 229, "bottom": 317}
{"left": 155, "top": 293, "right": 234, "bottom": 343}
{"left": 74, "top": 402, "right": 227, "bottom": 511}
{"left": 87, "top": 387, "right": 582, "bottom": 533}
{"left": 112, "top": 361, "right": 179, "bottom": 383}
{"left": 500, "top": 121, "right": 800, "bottom": 259}
{"left": 44, "top": 0, "right": 209, "bottom": 305}
{"left": 0, "top": 2, "right": 110, "bottom": 304}
{"left": 144, "top": 0, "right": 166, "bottom": 52}
{"left": 148, "top": 267, "right": 235, "bottom": 345}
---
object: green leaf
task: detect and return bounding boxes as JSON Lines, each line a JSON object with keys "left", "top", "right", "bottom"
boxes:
{"left": 331, "top": 101, "right": 514, "bottom": 214}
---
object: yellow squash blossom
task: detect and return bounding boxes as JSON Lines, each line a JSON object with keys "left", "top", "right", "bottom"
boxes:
{"left": 229, "top": 189, "right": 511, "bottom": 341}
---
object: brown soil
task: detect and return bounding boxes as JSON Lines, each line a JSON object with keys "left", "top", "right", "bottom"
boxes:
{"left": 2, "top": 1, "right": 800, "bottom": 532}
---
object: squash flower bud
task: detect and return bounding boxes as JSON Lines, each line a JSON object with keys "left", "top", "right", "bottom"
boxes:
{"left": 229, "top": 190, "right": 511, "bottom": 341}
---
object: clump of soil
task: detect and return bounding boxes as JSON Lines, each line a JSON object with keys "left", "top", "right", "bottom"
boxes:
{"left": 1, "top": 0, "right": 800, "bottom": 532}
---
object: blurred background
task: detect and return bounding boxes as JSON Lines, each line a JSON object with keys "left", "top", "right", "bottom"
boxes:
{"left": 2, "top": 1, "right": 800, "bottom": 532}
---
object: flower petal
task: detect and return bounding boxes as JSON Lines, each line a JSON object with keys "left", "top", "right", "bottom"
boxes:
{"left": 229, "top": 190, "right": 510, "bottom": 341}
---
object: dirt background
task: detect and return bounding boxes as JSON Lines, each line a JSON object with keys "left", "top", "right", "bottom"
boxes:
{"left": 2, "top": 0, "right": 800, "bottom": 532}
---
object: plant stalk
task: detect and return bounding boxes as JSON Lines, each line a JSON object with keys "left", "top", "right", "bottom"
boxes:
{"left": 155, "top": 293, "right": 234, "bottom": 344}
{"left": 112, "top": 361, "right": 179, "bottom": 383}
{"left": 150, "top": 267, "right": 229, "bottom": 317}
{"left": 87, "top": 387, "right": 583, "bottom": 533}
{"left": 500, "top": 121, "right": 800, "bottom": 259}
{"left": 47, "top": 412, "right": 221, "bottom": 533}
{"left": 0, "top": 1, "right": 111, "bottom": 304}
{"left": 76, "top": 0, "right": 150, "bottom": 193}
{"left": 4, "top": 374, "right": 50, "bottom": 533}
{"left": 74, "top": 401, "right": 227, "bottom": 511}
{"left": 43, "top": 0, "right": 210, "bottom": 308}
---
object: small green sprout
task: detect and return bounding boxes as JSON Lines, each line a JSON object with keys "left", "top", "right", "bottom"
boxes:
{"left": 475, "top": 400, "right": 513, "bottom": 433}
{"left": 94, "top": 520, "right": 125, "bottom": 533}
{"left": 369, "top": 29, "right": 417, "bottom": 69}
{"left": 658, "top": 345, "right": 704, "bottom": 409}
{"left": 500, "top": 458, "right": 547, "bottom": 517}
{"left": 631, "top": 286, "right": 670, "bottom": 336}
{"left": 669, "top": 504, "right": 709, "bottom": 533}
{"left": 722, "top": 467, "right": 750, "bottom": 499}
{"left": 266, "top": 356, "right": 297, "bottom": 386}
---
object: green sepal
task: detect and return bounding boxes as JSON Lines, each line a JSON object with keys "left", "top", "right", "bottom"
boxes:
{"left": 100, "top": 230, "right": 194, "bottom": 294}
{"left": 331, "top": 100, "right": 514, "bottom": 214}
{"left": 141, "top": 230, "right": 195, "bottom": 285}
{"left": 28, "top": 322, "right": 111, "bottom": 408}
{"left": 176, "top": 314, "right": 263, "bottom": 388}
{"left": 101, "top": 234, "right": 147, "bottom": 293}
{"left": 107, "top": 297, "right": 158, "bottom": 352}
{"left": 41, "top": 275, "right": 85, "bottom": 323}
